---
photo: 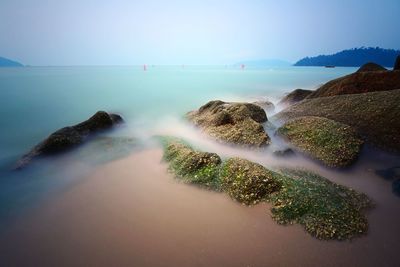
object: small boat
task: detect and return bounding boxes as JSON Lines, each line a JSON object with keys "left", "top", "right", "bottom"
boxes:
{"left": 325, "top": 65, "right": 335, "bottom": 68}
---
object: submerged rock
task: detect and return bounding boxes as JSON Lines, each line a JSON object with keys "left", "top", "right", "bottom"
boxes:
{"left": 273, "top": 148, "right": 294, "bottom": 157}
{"left": 375, "top": 166, "right": 400, "bottom": 180}
{"left": 15, "top": 111, "right": 124, "bottom": 169}
{"left": 273, "top": 89, "right": 400, "bottom": 153}
{"left": 393, "top": 179, "right": 400, "bottom": 196}
{"left": 220, "top": 158, "right": 281, "bottom": 205}
{"left": 278, "top": 89, "right": 313, "bottom": 106}
{"left": 187, "top": 100, "right": 270, "bottom": 147}
{"left": 277, "top": 116, "right": 364, "bottom": 167}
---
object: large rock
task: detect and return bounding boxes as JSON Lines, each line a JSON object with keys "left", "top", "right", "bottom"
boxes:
{"left": 277, "top": 116, "right": 364, "bottom": 167}
{"left": 306, "top": 62, "right": 400, "bottom": 98}
{"left": 15, "top": 111, "right": 123, "bottom": 169}
{"left": 187, "top": 100, "right": 270, "bottom": 147}
{"left": 278, "top": 89, "right": 313, "bottom": 106}
{"left": 273, "top": 89, "right": 400, "bottom": 153}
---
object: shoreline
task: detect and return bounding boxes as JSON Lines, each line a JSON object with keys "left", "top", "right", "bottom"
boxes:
{"left": 1, "top": 147, "right": 400, "bottom": 266}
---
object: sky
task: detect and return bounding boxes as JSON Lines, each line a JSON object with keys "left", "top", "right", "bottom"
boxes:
{"left": 0, "top": 0, "right": 399, "bottom": 65}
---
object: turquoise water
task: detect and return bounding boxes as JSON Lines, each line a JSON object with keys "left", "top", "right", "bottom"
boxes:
{"left": 0, "top": 65, "right": 356, "bottom": 226}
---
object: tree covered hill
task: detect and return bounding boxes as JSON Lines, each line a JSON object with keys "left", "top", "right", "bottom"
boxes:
{"left": 294, "top": 47, "right": 400, "bottom": 67}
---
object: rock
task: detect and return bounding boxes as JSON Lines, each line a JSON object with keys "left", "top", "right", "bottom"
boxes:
{"left": 273, "top": 148, "right": 294, "bottom": 157}
{"left": 220, "top": 158, "right": 281, "bottom": 205}
{"left": 375, "top": 166, "right": 400, "bottom": 180}
{"left": 393, "top": 179, "right": 400, "bottom": 196}
{"left": 278, "top": 89, "right": 313, "bottom": 106}
{"left": 187, "top": 100, "right": 270, "bottom": 147}
{"left": 306, "top": 63, "right": 400, "bottom": 98}
{"left": 161, "top": 138, "right": 222, "bottom": 189}
{"left": 273, "top": 89, "right": 400, "bottom": 153}
{"left": 161, "top": 137, "right": 373, "bottom": 240}
{"left": 394, "top": 55, "right": 400, "bottom": 71}
{"left": 356, "top": 62, "right": 387, "bottom": 73}
{"left": 15, "top": 111, "right": 124, "bottom": 169}
{"left": 253, "top": 100, "right": 275, "bottom": 112}
{"left": 277, "top": 116, "right": 364, "bottom": 167}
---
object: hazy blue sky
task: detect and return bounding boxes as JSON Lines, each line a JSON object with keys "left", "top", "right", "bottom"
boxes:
{"left": 1, "top": 0, "right": 399, "bottom": 65}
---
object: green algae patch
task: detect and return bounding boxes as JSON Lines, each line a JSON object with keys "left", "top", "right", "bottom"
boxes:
{"left": 161, "top": 137, "right": 222, "bottom": 190}
{"left": 160, "top": 137, "right": 373, "bottom": 240}
{"left": 220, "top": 158, "right": 281, "bottom": 205}
{"left": 277, "top": 116, "right": 364, "bottom": 167}
{"left": 269, "top": 169, "right": 373, "bottom": 240}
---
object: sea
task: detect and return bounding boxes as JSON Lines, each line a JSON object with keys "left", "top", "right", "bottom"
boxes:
{"left": 1, "top": 65, "right": 399, "bottom": 267}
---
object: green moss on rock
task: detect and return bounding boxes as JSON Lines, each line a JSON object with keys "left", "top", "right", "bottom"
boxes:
{"left": 187, "top": 100, "right": 270, "bottom": 147}
{"left": 161, "top": 137, "right": 222, "bottom": 189}
{"left": 269, "top": 169, "right": 373, "bottom": 240}
{"left": 277, "top": 116, "right": 364, "bottom": 167}
{"left": 160, "top": 137, "right": 372, "bottom": 240}
{"left": 220, "top": 158, "right": 281, "bottom": 205}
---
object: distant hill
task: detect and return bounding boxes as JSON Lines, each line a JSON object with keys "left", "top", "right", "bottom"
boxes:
{"left": 0, "top": 56, "right": 23, "bottom": 67}
{"left": 294, "top": 47, "right": 400, "bottom": 67}
{"left": 235, "top": 59, "right": 292, "bottom": 68}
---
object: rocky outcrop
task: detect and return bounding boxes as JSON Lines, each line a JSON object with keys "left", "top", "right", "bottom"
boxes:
{"left": 356, "top": 62, "right": 387, "bottom": 73}
{"left": 187, "top": 100, "right": 270, "bottom": 147}
{"left": 273, "top": 89, "right": 400, "bottom": 153}
{"left": 278, "top": 89, "right": 313, "bottom": 106}
{"left": 161, "top": 137, "right": 373, "bottom": 240}
{"left": 277, "top": 116, "right": 364, "bottom": 167}
{"left": 15, "top": 111, "right": 123, "bottom": 169}
{"left": 306, "top": 62, "right": 400, "bottom": 98}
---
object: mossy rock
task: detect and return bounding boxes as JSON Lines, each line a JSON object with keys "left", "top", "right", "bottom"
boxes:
{"left": 187, "top": 100, "right": 270, "bottom": 147}
{"left": 273, "top": 89, "right": 400, "bottom": 153}
{"left": 220, "top": 158, "right": 281, "bottom": 205}
{"left": 278, "top": 89, "right": 313, "bottom": 106}
{"left": 269, "top": 169, "right": 373, "bottom": 240}
{"left": 160, "top": 137, "right": 373, "bottom": 240}
{"left": 161, "top": 137, "right": 222, "bottom": 189}
{"left": 277, "top": 116, "right": 364, "bottom": 167}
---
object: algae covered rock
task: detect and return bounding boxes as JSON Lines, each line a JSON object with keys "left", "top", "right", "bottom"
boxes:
{"left": 220, "top": 158, "right": 281, "bottom": 205}
{"left": 162, "top": 138, "right": 222, "bottom": 189}
{"left": 356, "top": 62, "right": 387, "bottom": 73}
{"left": 15, "top": 111, "right": 124, "bottom": 169}
{"left": 270, "top": 169, "right": 373, "bottom": 240}
{"left": 273, "top": 89, "right": 400, "bottom": 153}
{"left": 187, "top": 100, "right": 270, "bottom": 147}
{"left": 277, "top": 116, "right": 364, "bottom": 167}
{"left": 161, "top": 137, "right": 373, "bottom": 240}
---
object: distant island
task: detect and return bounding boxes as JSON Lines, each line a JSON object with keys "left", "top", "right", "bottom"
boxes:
{"left": 0, "top": 56, "right": 23, "bottom": 67}
{"left": 294, "top": 47, "right": 400, "bottom": 67}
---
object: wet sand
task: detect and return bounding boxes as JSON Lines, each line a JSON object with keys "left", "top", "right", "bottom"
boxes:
{"left": 1, "top": 148, "right": 400, "bottom": 267}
